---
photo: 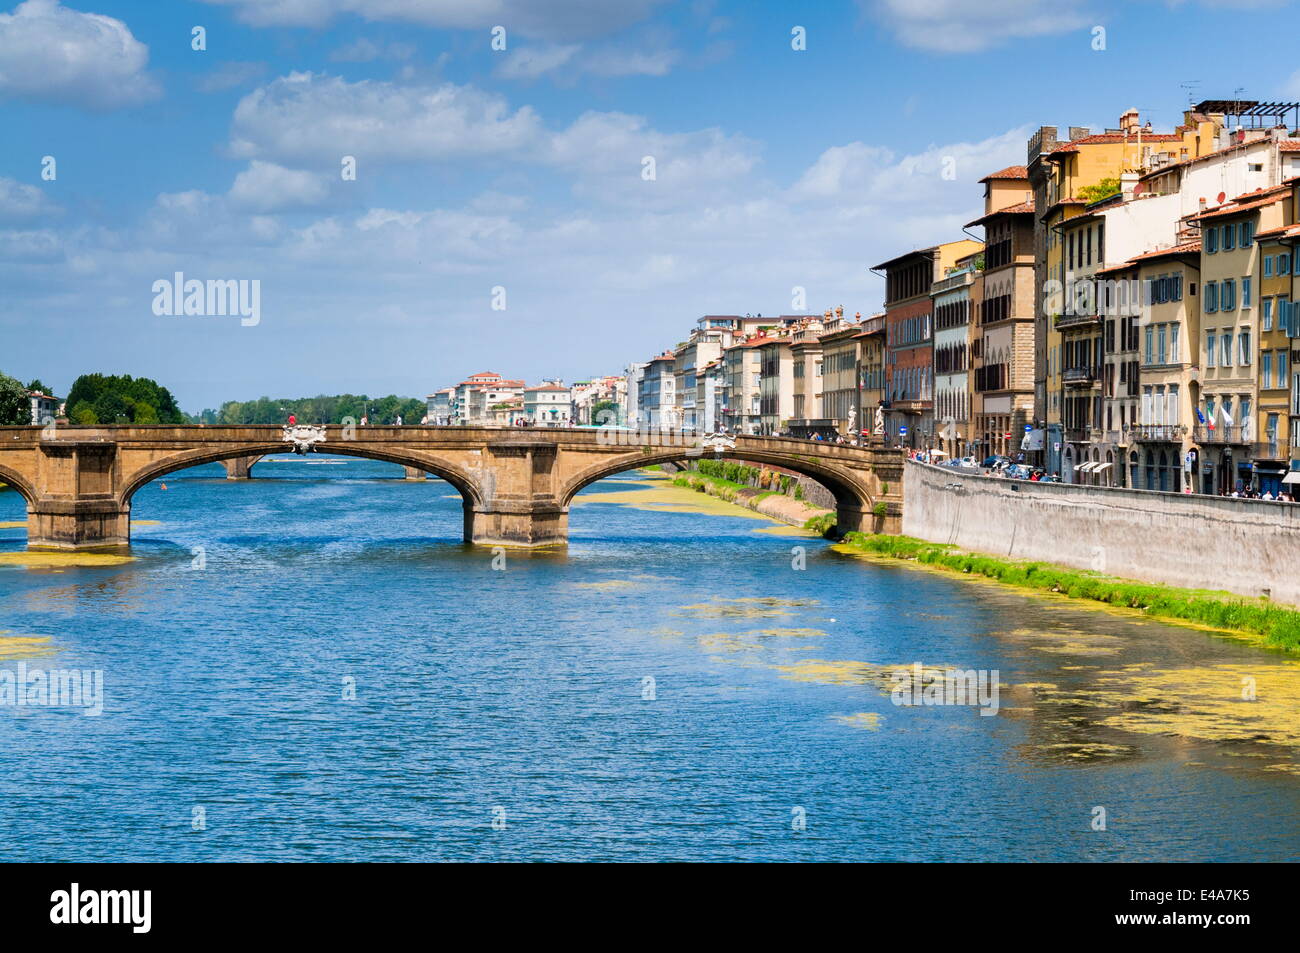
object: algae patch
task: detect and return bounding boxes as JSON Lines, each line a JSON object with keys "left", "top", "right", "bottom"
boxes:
{"left": 0, "top": 632, "right": 58, "bottom": 659}
{"left": 0, "top": 551, "right": 134, "bottom": 569}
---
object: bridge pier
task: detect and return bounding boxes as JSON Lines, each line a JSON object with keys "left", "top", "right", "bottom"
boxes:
{"left": 467, "top": 503, "right": 568, "bottom": 547}
{"left": 403, "top": 466, "right": 427, "bottom": 481}
{"left": 223, "top": 454, "right": 263, "bottom": 480}
{"left": 28, "top": 500, "right": 131, "bottom": 550}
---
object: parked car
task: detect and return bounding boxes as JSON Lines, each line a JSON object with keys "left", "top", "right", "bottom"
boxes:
{"left": 981, "top": 455, "right": 1011, "bottom": 470}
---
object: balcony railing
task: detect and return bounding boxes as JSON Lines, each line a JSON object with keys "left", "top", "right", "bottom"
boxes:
{"left": 1128, "top": 424, "right": 1186, "bottom": 443}
{"left": 1193, "top": 424, "right": 1250, "bottom": 445}
{"left": 1062, "top": 366, "right": 1097, "bottom": 385}
{"left": 1054, "top": 313, "right": 1101, "bottom": 330}
{"left": 1252, "top": 441, "right": 1283, "bottom": 460}
{"left": 1064, "top": 428, "right": 1093, "bottom": 443}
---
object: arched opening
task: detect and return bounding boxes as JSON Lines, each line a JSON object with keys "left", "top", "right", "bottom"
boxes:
{"left": 0, "top": 465, "right": 35, "bottom": 543}
{"left": 559, "top": 448, "right": 876, "bottom": 537}
{"left": 119, "top": 445, "right": 483, "bottom": 545}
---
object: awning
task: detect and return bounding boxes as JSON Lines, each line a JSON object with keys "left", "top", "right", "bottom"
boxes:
{"left": 1095, "top": 462, "right": 1113, "bottom": 472}
{"left": 930, "top": 450, "right": 948, "bottom": 457}
{"left": 1077, "top": 461, "right": 1098, "bottom": 472}
{"left": 1283, "top": 471, "right": 1300, "bottom": 484}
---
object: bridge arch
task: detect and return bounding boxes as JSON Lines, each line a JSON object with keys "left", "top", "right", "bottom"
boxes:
{"left": 558, "top": 446, "right": 878, "bottom": 530}
{"left": 118, "top": 444, "right": 484, "bottom": 511}
{"left": 0, "top": 463, "right": 36, "bottom": 507}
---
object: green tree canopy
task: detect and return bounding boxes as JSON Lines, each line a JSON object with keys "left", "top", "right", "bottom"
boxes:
{"left": 64, "top": 373, "right": 185, "bottom": 425}
{"left": 208, "top": 394, "right": 427, "bottom": 425}
{"left": 0, "top": 371, "right": 29, "bottom": 425}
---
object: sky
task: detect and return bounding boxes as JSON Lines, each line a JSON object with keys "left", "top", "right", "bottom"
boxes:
{"left": 3, "top": 0, "right": 1300, "bottom": 412}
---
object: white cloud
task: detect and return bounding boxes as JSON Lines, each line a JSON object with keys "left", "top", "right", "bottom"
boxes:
{"left": 495, "top": 44, "right": 580, "bottom": 80}
{"left": 199, "top": 0, "right": 667, "bottom": 38}
{"left": 0, "top": 175, "right": 58, "bottom": 223}
{"left": 227, "top": 161, "right": 333, "bottom": 212}
{"left": 864, "top": 0, "right": 1093, "bottom": 53}
{"left": 229, "top": 72, "right": 544, "bottom": 164}
{"left": 791, "top": 127, "right": 1029, "bottom": 204}
{"left": 0, "top": 0, "right": 159, "bottom": 109}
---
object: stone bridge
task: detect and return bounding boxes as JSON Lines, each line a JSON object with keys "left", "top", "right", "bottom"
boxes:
{"left": 0, "top": 425, "right": 904, "bottom": 549}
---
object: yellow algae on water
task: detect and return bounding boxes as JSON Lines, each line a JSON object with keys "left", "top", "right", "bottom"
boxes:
{"left": 832, "top": 712, "right": 882, "bottom": 730}
{"left": 0, "top": 551, "right": 134, "bottom": 569}
{"left": 0, "top": 633, "right": 58, "bottom": 659}
{"left": 697, "top": 632, "right": 766, "bottom": 653}
{"left": 574, "top": 579, "right": 638, "bottom": 591}
{"left": 0, "top": 521, "right": 26, "bottom": 529}
{"left": 751, "top": 627, "right": 826, "bottom": 639}
{"left": 752, "top": 523, "right": 818, "bottom": 537}
{"left": 772, "top": 659, "right": 880, "bottom": 686}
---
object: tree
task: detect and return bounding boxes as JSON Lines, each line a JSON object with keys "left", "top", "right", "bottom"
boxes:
{"left": 64, "top": 373, "right": 186, "bottom": 425}
{"left": 0, "top": 371, "right": 28, "bottom": 425}
{"left": 1078, "top": 177, "right": 1121, "bottom": 205}
{"left": 26, "top": 379, "right": 51, "bottom": 395}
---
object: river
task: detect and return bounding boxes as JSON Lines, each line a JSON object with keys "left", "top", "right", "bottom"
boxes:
{"left": 0, "top": 457, "right": 1297, "bottom": 861}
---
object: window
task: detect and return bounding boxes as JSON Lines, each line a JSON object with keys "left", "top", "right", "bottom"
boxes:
{"left": 1242, "top": 276, "right": 1252, "bottom": 308}
{"left": 1157, "top": 325, "right": 1167, "bottom": 364}
{"left": 1280, "top": 253, "right": 1292, "bottom": 275}
{"left": 1206, "top": 332, "right": 1217, "bottom": 368}
{"left": 1171, "top": 323, "right": 1180, "bottom": 361}
{"left": 1207, "top": 227, "right": 1219, "bottom": 253}
{"left": 1279, "top": 350, "right": 1290, "bottom": 389}
{"left": 1221, "top": 278, "right": 1236, "bottom": 311}
{"left": 1145, "top": 326, "right": 1154, "bottom": 364}
{"left": 1239, "top": 328, "right": 1251, "bottom": 366}
{"left": 1281, "top": 297, "right": 1292, "bottom": 336}
{"left": 1243, "top": 221, "right": 1255, "bottom": 245}
{"left": 1265, "top": 255, "right": 1275, "bottom": 277}
{"left": 1224, "top": 223, "right": 1236, "bottom": 251}
{"left": 1205, "top": 281, "right": 1218, "bottom": 312}
{"left": 1222, "top": 330, "right": 1233, "bottom": 367}
{"left": 1263, "top": 297, "right": 1274, "bottom": 331}
{"left": 1262, "top": 351, "right": 1273, "bottom": 388}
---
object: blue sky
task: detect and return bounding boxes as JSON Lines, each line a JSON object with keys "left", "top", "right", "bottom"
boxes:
{"left": 3, "top": 0, "right": 1299, "bottom": 411}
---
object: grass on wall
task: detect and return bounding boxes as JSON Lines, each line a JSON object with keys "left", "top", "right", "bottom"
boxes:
{"left": 841, "top": 532, "right": 1300, "bottom": 653}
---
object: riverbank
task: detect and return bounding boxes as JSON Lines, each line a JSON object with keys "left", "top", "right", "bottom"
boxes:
{"left": 839, "top": 531, "right": 1300, "bottom": 654}
{"left": 660, "top": 467, "right": 833, "bottom": 529}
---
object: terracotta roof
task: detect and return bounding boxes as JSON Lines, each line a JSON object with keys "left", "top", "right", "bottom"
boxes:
{"left": 527, "top": 385, "right": 570, "bottom": 393}
{"left": 1185, "top": 190, "right": 1287, "bottom": 222}
{"left": 1280, "top": 140, "right": 1300, "bottom": 152}
{"left": 1254, "top": 223, "right": 1300, "bottom": 241}
{"left": 1127, "top": 241, "right": 1202, "bottom": 263}
{"left": 965, "top": 199, "right": 1035, "bottom": 228}
{"left": 1048, "top": 132, "right": 1183, "bottom": 156}
{"left": 979, "top": 165, "right": 1028, "bottom": 183}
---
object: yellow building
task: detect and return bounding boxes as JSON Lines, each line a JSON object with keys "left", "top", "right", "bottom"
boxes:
{"left": 1188, "top": 183, "right": 1291, "bottom": 493}
{"left": 1029, "top": 108, "right": 1222, "bottom": 475}
{"left": 1253, "top": 203, "right": 1300, "bottom": 493}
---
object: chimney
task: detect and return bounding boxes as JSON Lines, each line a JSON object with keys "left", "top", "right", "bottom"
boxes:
{"left": 1120, "top": 108, "right": 1140, "bottom": 135}
{"left": 1121, "top": 170, "right": 1140, "bottom": 199}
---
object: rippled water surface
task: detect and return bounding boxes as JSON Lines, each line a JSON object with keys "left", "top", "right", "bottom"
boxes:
{"left": 1, "top": 458, "right": 1298, "bottom": 861}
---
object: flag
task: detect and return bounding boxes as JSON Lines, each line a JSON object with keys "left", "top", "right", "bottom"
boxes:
{"left": 1195, "top": 408, "right": 1206, "bottom": 425}
{"left": 1221, "top": 404, "right": 1234, "bottom": 427}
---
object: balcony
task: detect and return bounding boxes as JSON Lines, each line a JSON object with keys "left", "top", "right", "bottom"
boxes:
{"left": 1252, "top": 441, "right": 1284, "bottom": 461}
{"left": 1064, "top": 428, "right": 1093, "bottom": 444}
{"left": 1054, "top": 312, "right": 1101, "bottom": 330}
{"left": 1062, "top": 366, "right": 1097, "bottom": 386}
{"left": 1193, "top": 424, "right": 1250, "bottom": 445}
{"left": 1128, "top": 424, "right": 1186, "bottom": 443}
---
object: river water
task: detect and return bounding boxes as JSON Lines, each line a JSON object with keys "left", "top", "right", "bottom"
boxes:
{"left": 1, "top": 457, "right": 1297, "bottom": 861}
